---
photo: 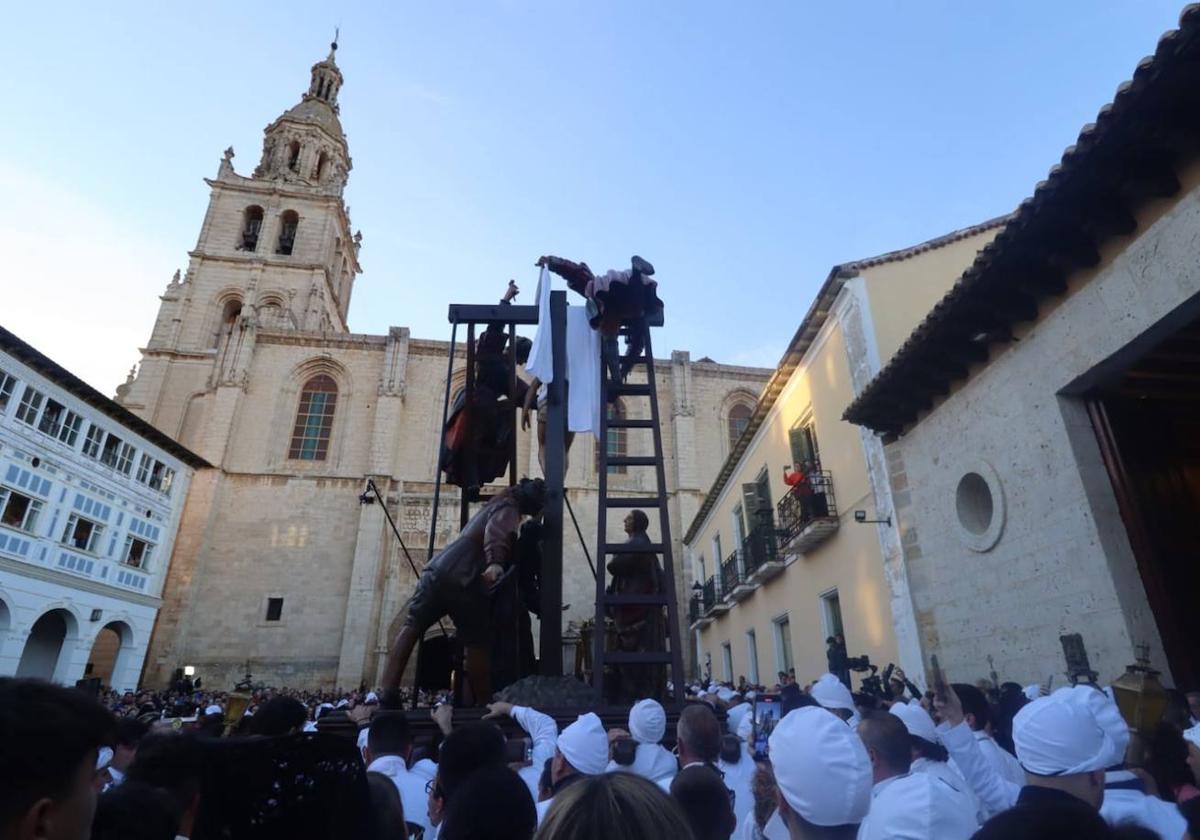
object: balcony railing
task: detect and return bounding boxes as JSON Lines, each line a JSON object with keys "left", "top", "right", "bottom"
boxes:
{"left": 702, "top": 575, "right": 729, "bottom": 616}
{"left": 776, "top": 469, "right": 839, "bottom": 554}
{"left": 742, "top": 525, "right": 784, "bottom": 584}
{"left": 721, "top": 550, "right": 755, "bottom": 602}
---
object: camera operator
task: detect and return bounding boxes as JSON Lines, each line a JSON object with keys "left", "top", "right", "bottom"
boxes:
{"left": 825, "top": 634, "right": 850, "bottom": 688}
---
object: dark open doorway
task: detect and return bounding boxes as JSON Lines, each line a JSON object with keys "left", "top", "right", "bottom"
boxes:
{"left": 1088, "top": 312, "right": 1200, "bottom": 689}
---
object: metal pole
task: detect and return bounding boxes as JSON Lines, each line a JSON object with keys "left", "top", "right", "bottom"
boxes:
{"left": 414, "top": 318, "right": 458, "bottom": 708}
{"left": 539, "top": 291, "right": 567, "bottom": 676}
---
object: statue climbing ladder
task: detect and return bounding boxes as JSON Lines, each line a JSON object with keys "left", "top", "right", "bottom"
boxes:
{"left": 594, "top": 322, "right": 687, "bottom": 710}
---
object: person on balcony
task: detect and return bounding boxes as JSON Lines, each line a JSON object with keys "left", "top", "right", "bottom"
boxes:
{"left": 606, "top": 510, "right": 666, "bottom": 703}
{"left": 782, "top": 462, "right": 815, "bottom": 523}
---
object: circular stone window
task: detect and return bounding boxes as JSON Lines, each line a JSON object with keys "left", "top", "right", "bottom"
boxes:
{"left": 954, "top": 463, "right": 1005, "bottom": 552}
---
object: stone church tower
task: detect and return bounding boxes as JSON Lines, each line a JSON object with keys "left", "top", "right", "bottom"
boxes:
{"left": 119, "top": 45, "right": 771, "bottom": 690}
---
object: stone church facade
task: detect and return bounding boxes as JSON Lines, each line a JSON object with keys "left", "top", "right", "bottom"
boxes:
{"left": 117, "top": 46, "right": 771, "bottom": 690}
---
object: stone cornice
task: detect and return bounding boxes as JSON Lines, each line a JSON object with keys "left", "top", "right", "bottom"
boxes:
{"left": 255, "top": 330, "right": 386, "bottom": 350}
{"left": 0, "top": 556, "right": 163, "bottom": 609}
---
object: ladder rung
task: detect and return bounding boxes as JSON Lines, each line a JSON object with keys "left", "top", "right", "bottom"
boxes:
{"left": 608, "top": 384, "right": 651, "bottom": 396}
{"left": 603, "top": 652, "right": 673, "bottom": 665}
{"left": 604, "top": 496, "right": 665, "bottom": 508}
{"left": 605, "top": 542, "right": 665, "bottom": 554}
{"left": 608, "top": 418, "right": 653, "bottom": 429}
{"left": 605, "top": 456, "right": 657, "bottom": 467}
{"left": 603, "top": 594, "right": 670, "bottom": 606}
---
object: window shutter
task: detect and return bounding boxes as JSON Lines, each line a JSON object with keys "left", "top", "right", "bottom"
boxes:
{"left": 789, "top": 426, "right": 816, "bottom": 466}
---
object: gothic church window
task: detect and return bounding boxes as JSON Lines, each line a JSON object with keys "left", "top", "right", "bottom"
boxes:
{"left": 276, "top": 211, "right": 299, "bottom": 256}
{"left": 211, "top": 299, "right": 242, "bottom": 348}
{"left": 239, "top": 206, "right": 264, "bottom": 251}
{"left": 287, "top": 141, "right": 301, "bottom": 172}
{"left": 727, "top": 402, "right": 753, "bottom": 451}
{"left": 288, "top": 374, "right": 338, "bottom": 461}
{"left": 314, "top": 151, "right": 329, "bottom": 181}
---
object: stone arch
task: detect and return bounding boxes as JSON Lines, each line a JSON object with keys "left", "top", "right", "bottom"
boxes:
{"left": 86, "top": 619, "right": 136, "bottom": 690}
{"left": 721, "top": 389, "right": 758, "bottom": 455}
{"left": 209, "top": 289, "right": 245, "bottom": 349}
{"left": 16, "top": 605, "right": 82, "bottom": 683}
{"left": 177, "top": 391, "right": 209, "bottom": 450}
{"left": 256, "top": 291, "right": 290, "bottom": 329}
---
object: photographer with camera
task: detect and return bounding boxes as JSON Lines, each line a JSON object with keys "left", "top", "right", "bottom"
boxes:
{"left": 605, "top": 699, "right": 677, "bottom": 789}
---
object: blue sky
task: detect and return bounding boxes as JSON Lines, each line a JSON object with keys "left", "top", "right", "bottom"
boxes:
{"left": 1, "top": 1, "right": 1187, "bottom": 391}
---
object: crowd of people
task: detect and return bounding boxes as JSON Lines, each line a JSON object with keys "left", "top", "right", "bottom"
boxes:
{"left": 5, "top": 670, "right": 1200, "bottom": 840}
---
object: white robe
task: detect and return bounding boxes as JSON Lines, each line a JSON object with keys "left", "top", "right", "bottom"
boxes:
{"left": 911, "top": 757, "right": 984, "bottom": 824}
{"left": 1101, "top": 771, "right": 1187, "bottom": 840}
{"left": 512, "top": 705, "right": 559, "bottom": 801}
{"left": 606, "top": 742, "right": 678, "bottom": 787}
{"left": 719, "top": 754, "right": 757, "bottom": 829}
{"left": 856, "top": 771, "right": 978, "bottom": 840}
{"left": 367, "top": 754, "right": 435, "bottom": 837}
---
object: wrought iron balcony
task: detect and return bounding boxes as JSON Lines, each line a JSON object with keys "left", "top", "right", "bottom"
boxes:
{"left": 776, "top": 469, "right": 839, "bottom": 554}
{"left": 721, "top": 550, "right": 755, "bottom": 602}
{"left": 703, "top": 575, "right": 729, "bottom": 616}
{"left": 742, "top": 526, "right": 784, "bottom": 585}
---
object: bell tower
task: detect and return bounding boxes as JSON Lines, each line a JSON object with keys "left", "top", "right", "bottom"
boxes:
{"left": 118, "top": 40, "right": 364, "bottom": 455}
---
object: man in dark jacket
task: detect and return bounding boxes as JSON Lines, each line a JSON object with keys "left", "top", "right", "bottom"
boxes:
{"left": 381, "top": 478, "right": 546, "bottom": 706}
{"left": 606, "top": 509, "right": 666, "bottom": 702}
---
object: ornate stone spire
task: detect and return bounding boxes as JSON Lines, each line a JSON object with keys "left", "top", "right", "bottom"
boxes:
{"left": 253, "top": 38, "right": 352, "bottom": 190}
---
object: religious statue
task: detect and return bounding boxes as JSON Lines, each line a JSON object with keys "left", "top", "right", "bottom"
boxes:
{"left": 439, "top": 280, "right": 532, "bottom": 498}
{"left": 606, "top": 509, "right": 667, "bottom": 703}
{"left": 381, "top": 477, "right": 547, "bottom": 707}
{"left": 536, "top": 254, "right": 662, "bottom": 382}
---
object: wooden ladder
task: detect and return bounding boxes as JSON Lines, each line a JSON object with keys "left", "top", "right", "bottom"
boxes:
{"left": 593, "top": 323, "right": 687, "bottom": 709}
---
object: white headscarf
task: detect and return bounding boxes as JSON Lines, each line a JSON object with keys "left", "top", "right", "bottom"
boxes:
{"left": 1014, "top": 686, "right": 1127, "bottom": 775}
{"left": 769, "top": 707, "right": 872, "bottom": 827}
{"left": 889, "top": 701, "right": 940, "bottom": 745}
{"left": 96, "top": 746, "right": 114, "bottom": 771}
{"left": 810, "top": 673, "right": 860, "bottom": 726}
{"left": 629, "top": 699, "right": 666, "bottom": 745}
{"left": 205, "top": 704, "right": 223, "bottom": 717}
{"left": 1022, "top": 684, "right": 1042, "bottom": 701}
{"left": 557, "top": 712, "right": 609, "bottom": 776}
{"left": 1184, "top": 725, "right": 1200, "bottom": 751}
{"left": 736, "top": 709, "right": 754, "bottom": 742}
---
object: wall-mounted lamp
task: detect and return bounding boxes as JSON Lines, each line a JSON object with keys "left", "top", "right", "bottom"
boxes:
{"left": 854, "top": 510, "right": 892, "bottom": 527}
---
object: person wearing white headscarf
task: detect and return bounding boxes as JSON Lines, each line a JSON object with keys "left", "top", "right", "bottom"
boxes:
{"left": 606, "top": 698, "right": 677, "bottom": 787}
{"left": 856, "top": 711, "right": 978, "bottom": 840}
{"left": 938, "top": 683, "right": 1184, "bottom": 837}
{"left": 484, "top": 700, "right": 560, "bottom": 801}
{"left": 536, "top": 711, "right": 609, "bottom": 824}
{"left": 810, "top": 673, "right": 861, "bottom": 728}
{"left": 769, "top": 706, "right": 873, "bottom": 839}
{"left": 889, "top": 702, "right": 984, "bottom": 824}
{"left": 727, "top": 693, "right": 752, "bottom": 736}
{"left": 718, "top": 706, "right": 756, "bottom": 828}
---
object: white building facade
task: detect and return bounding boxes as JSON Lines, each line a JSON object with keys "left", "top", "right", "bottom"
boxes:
{"left": 0, "top": 327, "right": 205, "bottom": 691}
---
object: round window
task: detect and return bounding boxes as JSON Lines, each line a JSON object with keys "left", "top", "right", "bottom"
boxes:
{"left": 956, "top": 473, "right": 993, "bottom": 535}
{"left": 954, "top": 463, "right": 1005, "bottom": 552}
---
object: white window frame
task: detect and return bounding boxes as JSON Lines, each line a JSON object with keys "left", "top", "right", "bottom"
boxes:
{"left": 37, "top": 397, "right": 84, "bottom": 446}
{"left": 136, "top": 452, "right": 153, "bottom": 482}
{"left": 99, "top": 433, "right": 125, "bottom": 469}
{"left": 745, "top": 628, "right": 760, "bottom": 685}
{"left": 0, "top": 486, "right": 44, "bottom": 533}
{"left": 731, "top": 505, "right": 745, "bottom": 548}
{"left": 62, "top": 514, "right": 103, "bottom": 554}
{"left": 819, "top": 588, "right": 844, "bottom": 640}
{"left": 721, "top": 640, "right": 733, "bottom": 682}
{"left": 0, "top": 369, "right": 16, "bottom": 414}
{"left": 122, "top": 534, "right": 154, "bottom": 570}
{"left": 711, "top": 533, "right": 723, "bottom": 569}
{"left": 115, "top": 442, "right": 136, "bottom": 476}
{"left": 14, "top": 385, "right": 43, "bottom": 426}
{"left": 772, "top": 613, "right": 793, "bottom": 675}
{"left": 82, "top": 425, "right": 105, "bottom": 459}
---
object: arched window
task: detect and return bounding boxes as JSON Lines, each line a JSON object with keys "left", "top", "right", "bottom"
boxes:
{"left": 211, "top": 298, "right": 242, "bottom": 348}
{"left": 597, "top": 399, "right": 627, "bottom": 474}
{"left": 239, "top": 206, "right": 264, "bottom": 251}
{"left": 276, "top": 210, "right": 299, "bottom": 256}
{"left": 287, "top": 141, "right": 301, "bottom": 172}
{"left": 288, "top": 375, "right": 338, "bottom": 460}
{"left": 314, "top": 151, "right": 329, "bottom": 181}
{"left": 728, "top": 402, "right": 753, "bottom": 451}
